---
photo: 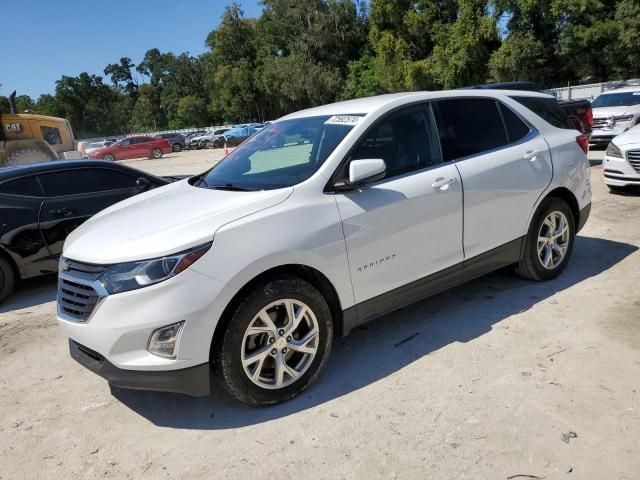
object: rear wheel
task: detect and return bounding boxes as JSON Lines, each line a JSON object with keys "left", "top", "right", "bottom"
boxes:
{"left": 205, "top": 140, "right": 214, "bottom": 149}
{"left": 213, "top": 277, "right": 333, "bottom": 406}
{"left": 102, "top": 154, "right": 115, "bottom": 161}
{"left": 516, "top": 197, "right": 575, "bottom": 281}
{"left": 213, "top": 138, "right": 224, "bottom": 149}
{"left": 151, "top": 148, "right": 163, "bottom": 159}
{"left": 0, "top": 256, "right": 16, "bottom": 304}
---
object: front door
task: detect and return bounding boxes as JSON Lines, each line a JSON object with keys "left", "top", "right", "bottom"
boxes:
{"left": 37, "top": 168, "right": 141, "bottom": 258}
{"left": 332, "top": 103, "right": 464, "bottom": 311}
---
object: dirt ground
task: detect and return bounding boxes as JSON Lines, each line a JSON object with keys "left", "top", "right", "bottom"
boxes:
{"left": 1, "top": 148, "right": 639, "bottom": 480}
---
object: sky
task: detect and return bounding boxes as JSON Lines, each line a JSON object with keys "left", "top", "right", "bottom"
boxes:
{"left": 1, "top": 0, "right": 263, "bottom": 99}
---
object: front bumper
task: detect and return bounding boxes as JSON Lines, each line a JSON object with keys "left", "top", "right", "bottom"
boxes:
{"left": 603, "top": 153, "right": 640, "bottom": 187}
{"left": 70, "top": 340, "right": 211, "bottom": 396}
{"left": 57, "top": 266, "right": 237, "bottom": 395}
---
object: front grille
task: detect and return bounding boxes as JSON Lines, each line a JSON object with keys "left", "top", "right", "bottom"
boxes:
{"left": 57, "top": 259, "right": 108, "bottom": 322}
{"left": 592, "top": 117, "right": 608, "bottom": 129}
{"left": 627, "top": 150, "right": 640, "bottom": 173}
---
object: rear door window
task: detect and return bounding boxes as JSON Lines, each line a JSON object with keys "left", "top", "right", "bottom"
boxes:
{"left": 38, "top": 168, "right": 137, "bottom": 196}
{"left": 436, "top": 98, "right": 508, "bottom": 161}
{"left": 510, "top": 96, "right": 571, "bottom": 129}
{"left": 0, "top": 176, "right": 44, "bottom": 196}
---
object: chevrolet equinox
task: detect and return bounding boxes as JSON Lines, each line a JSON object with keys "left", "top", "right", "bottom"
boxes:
{"left": 57, "top": 91, "right": 591, "bottom": 406}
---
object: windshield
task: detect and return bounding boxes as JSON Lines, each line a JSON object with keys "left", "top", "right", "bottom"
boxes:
{"left": 592, "top": 92, "right": 640, "bottom": 108}
{"left": 196, "top": 115, "right": 359, "bottom": 190}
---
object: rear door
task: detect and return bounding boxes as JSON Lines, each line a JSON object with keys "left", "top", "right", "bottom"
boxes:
{"left": 435, "top": 98, "right": 552, "bottom": 258}
{"left": 37, "top": 168, "right": 143, "bottom": 258}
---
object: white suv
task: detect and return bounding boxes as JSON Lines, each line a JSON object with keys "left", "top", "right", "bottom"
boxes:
{"left": 57, "top": 91, "right": 591, "bottom": 406}
{"left": 590, "top": 86, "right": 640, "bottom": 146}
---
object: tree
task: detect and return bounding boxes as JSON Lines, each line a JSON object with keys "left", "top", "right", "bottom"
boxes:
{"left": 54, "top": 73, "right": 123, "bottom": 137}
{"left": 176, "top": 95, "right": 209, "bottom": 127}
{"left": 105, "top": 57, "right": 138, "bottom": 97}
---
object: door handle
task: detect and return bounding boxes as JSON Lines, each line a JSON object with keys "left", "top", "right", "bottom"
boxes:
{"left": 431, "top": 177, "right": 457, "bottom": 191}
{"left": 524, "top": 151, "right": 540, "bottom": 162}
{"left": 49, "top": 207, "right": 73, "bottom": 217}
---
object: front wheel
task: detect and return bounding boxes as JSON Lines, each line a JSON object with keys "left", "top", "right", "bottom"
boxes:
{"left": 0, "top": 256, "right": 16, "bottom": 304}
{"left": 213, "top": 277, "right": 333, "bottom": 406}
{"left": 151, "top": 148, "right": 163, "bottom": 159}
{"left": 102, "top": 154, "right": 115, "bottom": 161}
{"left": 172, "top": 143, "right": 182, "bottom": 152}
{"left": 516, "top": 197, "right": 575, "bottom": 281}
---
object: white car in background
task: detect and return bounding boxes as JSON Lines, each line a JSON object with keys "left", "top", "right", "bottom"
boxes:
{"left": 590, "top": 86, "right": 640, "bottom": 146}
{"left": 603, "top": 123, "right": 640, "bottom": 190}
{"left": 57, "top": 90, "right": 591, "bottom": 406}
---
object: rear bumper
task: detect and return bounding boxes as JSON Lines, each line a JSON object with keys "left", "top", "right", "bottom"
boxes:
{"left": 577, "top": 203, "right": 591, "bottom": 232}
{"left": 70, "top": 339, "right": 211, "bottom": 397}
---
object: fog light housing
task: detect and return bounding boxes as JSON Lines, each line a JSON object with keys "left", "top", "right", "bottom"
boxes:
{"left": 148, "top": 321, "right": 185, "bottom": 359}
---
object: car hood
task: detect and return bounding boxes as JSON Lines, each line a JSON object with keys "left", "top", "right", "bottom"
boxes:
{"left": 592, "top": 105, "right": 640, "bottom": 117}
{"left": 613, "top": 124, "right": 640, "bottom": 147}
{"left": 63, "top": 180, "right": 293, "bottom": 264}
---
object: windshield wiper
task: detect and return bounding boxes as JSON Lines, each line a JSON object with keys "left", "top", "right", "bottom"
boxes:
{"left": 209, "top": 183, "right": 258, "bottom": 192}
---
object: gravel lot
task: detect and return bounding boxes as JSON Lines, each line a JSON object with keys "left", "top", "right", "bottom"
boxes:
{"left": 1, "top": 147, "right": 639, "bottom": 480}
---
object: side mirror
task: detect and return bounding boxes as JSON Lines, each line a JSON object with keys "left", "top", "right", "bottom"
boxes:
{"left": 334, "top": 159, "right": 386, "bottom": 191}
{"left": 135, "top": 177, "right": 152, "bottom": 191}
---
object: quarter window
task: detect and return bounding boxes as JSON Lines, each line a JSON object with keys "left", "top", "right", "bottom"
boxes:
{"left": 38, "top": 169, "right": 137, "bottom": 196}
{"left": 436, "top": 98, "right": 508, "bottom": 161}
{"left": 498, "top": 103, "right": 531, "bottom": 143}
{"left": 510, "top": 96, "right": 571, "bottom": 129}
{"left": 349, "top": 104, "right": 442, "bottom": 178}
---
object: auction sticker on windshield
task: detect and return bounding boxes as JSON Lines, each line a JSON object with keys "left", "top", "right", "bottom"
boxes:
{"left": 325, "top": 115, "right": 362, "bottom": 126}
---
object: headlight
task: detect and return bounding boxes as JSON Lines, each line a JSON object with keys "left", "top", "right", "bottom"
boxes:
{"left": 605, "top": 142, "right": 623, "bottom": 158}
{"left": 99, "top": 242, "right": 212, "bottom": 294}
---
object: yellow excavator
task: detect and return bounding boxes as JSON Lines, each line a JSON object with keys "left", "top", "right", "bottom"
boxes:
{"left": 1, "top": 91, "right": 82, "bottom": 167}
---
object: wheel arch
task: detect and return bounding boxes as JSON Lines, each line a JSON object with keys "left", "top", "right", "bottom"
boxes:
{"left": 209, "top": 264, "right": 344, "bottom": 363}
{"left": 543, "top": 187, "right": 581, "bottom": 228}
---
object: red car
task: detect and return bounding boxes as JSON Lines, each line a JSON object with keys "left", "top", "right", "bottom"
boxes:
{"left": 88, "top": 136, "right": 172, "bottom": 161}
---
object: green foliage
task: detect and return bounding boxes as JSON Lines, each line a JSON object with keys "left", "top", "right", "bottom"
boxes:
{"left": 11, "top": 0, "right": 640, "bottom": 137}
{"left": 176, "top": 96, "right": 209, "bottom": 128}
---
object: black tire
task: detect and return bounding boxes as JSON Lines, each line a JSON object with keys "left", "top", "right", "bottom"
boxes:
{"left": 213, "top": 138, "right": 223, "bottom": 149}
{"left": 213, "top": 277, "right": 333, "bottom": 406}
{"left": 151, "top": 148, "right": 163, "bottom": 159}
{"left": 102, "top": 154, "right": 115, "bottom": 161}
{"left": 205, "top": 140, "right": 214, "bottom": 149}
{"left": 0, "top": 256, "right": 16, "bottom": 304}
{"left": 172, "top": 143, "right": 182, "bottom": 152}
{"left": 516, "top": 197, "right": 576, "bottom": 281}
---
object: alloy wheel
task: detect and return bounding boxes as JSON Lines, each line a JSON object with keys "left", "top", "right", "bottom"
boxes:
{"left": 241, "top": 299, "right": 319, "bottom": 389}
{"left": 537, "top": 211, "right": 570, "bottom": 270}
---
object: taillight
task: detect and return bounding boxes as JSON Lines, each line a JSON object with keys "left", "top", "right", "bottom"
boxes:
{"left": 576, "top": 135, "right": 589, "bottom": 154}
{"left": 585, "top": 106, "right": 593, "bottom": 128}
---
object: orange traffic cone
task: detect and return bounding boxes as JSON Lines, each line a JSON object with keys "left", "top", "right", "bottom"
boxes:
{"left": 224, "top": 141, "right": 229, "bottom": 156}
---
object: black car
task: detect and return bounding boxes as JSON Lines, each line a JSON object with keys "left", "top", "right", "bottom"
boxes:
{"left": 0, "top": 160, "right": 172, "bottom": 302}
{"left": 158, "top": 133, "right": 187, "bottom": 152}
